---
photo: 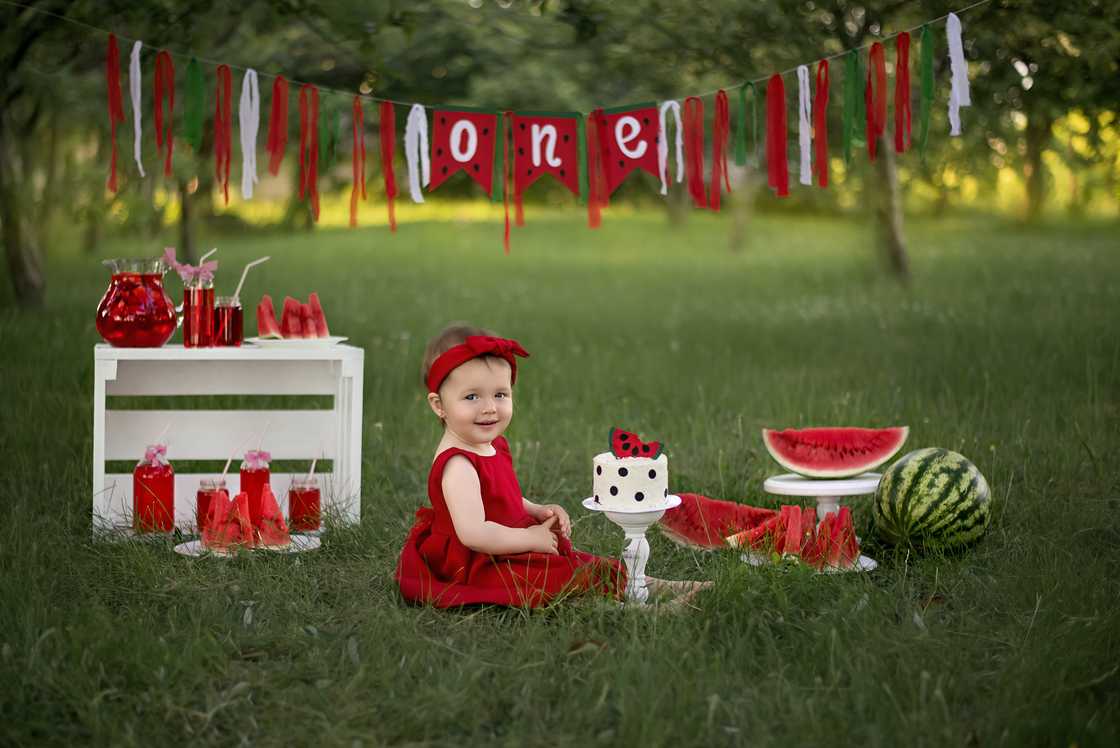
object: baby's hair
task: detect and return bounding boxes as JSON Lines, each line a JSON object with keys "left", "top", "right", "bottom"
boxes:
{"left": 421, "top": 322, "right": 504, "bottom": 390}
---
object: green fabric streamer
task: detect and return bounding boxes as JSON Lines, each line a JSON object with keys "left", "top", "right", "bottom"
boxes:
{"left": 918, "top": 25, "right": 935, "bottom": 156}
{"left": 842, "top": 49, "right": 866, "bottom": 164}
{"left": 735, "top": 82, "right": 759, "bottom": 167}
{"left": 490, "top": 112, "right": 504, "bottom": 202}
{"left": 184, "top": 58, "right": 204, "bottom": 152}
{"left": 318, "top": 104, "right": 340, "bottom": 166}
{"left": 577, "top": 115, "right": 588, "bottom": 204}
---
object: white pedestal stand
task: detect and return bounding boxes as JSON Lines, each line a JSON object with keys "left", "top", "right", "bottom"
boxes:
{"left": 582, "top": 495, "right": 682, "bottom": 604}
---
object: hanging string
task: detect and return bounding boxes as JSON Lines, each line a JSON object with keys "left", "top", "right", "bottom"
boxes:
{"left": 503, "top": 111, "right": 513, "bottom": 252}
{"left": 350, "top": 96, "right": 366, "bottom": 227}
{"left": 213, "top": 65, "right": 233, "bottom": 205}
{"left": 404, "top": 104, "right": 430, "bottom": 203}
{"left": 379, "top": 100, "right": 397, "bottom": 232}
{"left": 813, "top": 59, "right": 830, "bottom": 188}
{"left": 239, "top": 68, "right": 260, "bottom": 199}
{"left": 765, "top": 74, "right": 789, "bottom": 197}
{"left": 894, "top": 32, "right": 912, "bottom": 153}
{"left": 918, "top": 25, "right": 935, "bottom": 155}
{"left": 842, "top": 49, "right": 862, "bottom": 164}
{"left": 298, "top": 83, "right": 320, "bottom": 221}
{"left": 128, "top": 41, "right": 145, "bottom": 178}
{"left": 735, "top": 82, "right": 759, "bottom": 167}
{"left": 153, "top": 51, "right": 174, "bottom": 177}
{"left": 657, "top": 100, "right": 684, "bottom": 195}
{"left": 865, "top": 42, "right": 887, "bottom": 161}
{"left": 104, "top": 34, "right": 124, "bottom": 192}
{"left": 710, "top": 89, "right": 731, "bottom": 211}
{"left": 184, "top": 58, "right": 204, "bottom": 152}
{"left": 797, "top": 65, "right": 812, "bottom": 186}
{"left": 947, "top": 12, "right": 971, "bottom": 136}
{"left": 682, "top": 96, "right": 707, "bottom": 208}
{"left": 266, "top": 76, "right": 289, "bottom": 176}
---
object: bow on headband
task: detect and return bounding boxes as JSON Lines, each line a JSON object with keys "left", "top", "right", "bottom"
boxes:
{"left": 163, "top": 247, "right": 218, "bottom": 286}
{"left": 426, "top": 335, "right": 531, "bottom": 393}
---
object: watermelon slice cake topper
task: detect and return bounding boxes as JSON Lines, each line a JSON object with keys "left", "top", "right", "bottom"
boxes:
{"left": 609, "top": 427, "right": 664, "bottom": 459}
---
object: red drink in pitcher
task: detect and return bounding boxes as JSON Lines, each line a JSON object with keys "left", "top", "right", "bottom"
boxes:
{"left": 196, "top": 478, "right": 228, "bottom": 533}
{"left": 288, "top": 477, "right": 321, "bottom": 532}
{"left": 95, "top": 259, "right": 177, "bottom": 348}
{"left": 239, "top": 450, "right": 271, "bottom": 526}
{"left": 213, "top": 296, "right": 243, "bottom": 346}
{"left": 183, "top": 280, "right": 215, "bottom": 347}
{"left": 133, "top": 444, "right": 174, "bottom": 532}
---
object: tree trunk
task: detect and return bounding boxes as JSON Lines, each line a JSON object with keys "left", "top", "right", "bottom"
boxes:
{"left": 178, "top": 177, "right": 196, "bottom": 263}
{"left": 0, "top": 112, "right": 46, "bottom": 307}
{"left": 872, "top": 132, "right": 909, "bottom": 281}
{"left": 1024, "top": 112, "right": 1051, "bottom": 222}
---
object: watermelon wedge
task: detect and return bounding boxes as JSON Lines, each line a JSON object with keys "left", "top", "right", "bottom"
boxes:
{"left": 280, "top": 296, "right": 303, "bottom": 339}
{"left": 725, "top": 504, "right": 861, "bottom": 571}
{"left": 201, "top": 491, "right": 254, "bottom": 555}
{"left": 299, "top": 302, "right": 315, "bottom": 339}
{"left": 256, "top": 295, "right": 282, "bottom": 339}
{"left": 762, "top": 426, "right": 910, "bottom": 479}
{"left": 255, "top": 485, "right": 291, "bottom": 548}
{"left": 609, "top": 427, "right": 663, "bottom": 459}
{"left": 307, "top": 292, "right": 330, "bottom": 337}
{"left": 658, "top": 493, "right": 778, "bottom": 550}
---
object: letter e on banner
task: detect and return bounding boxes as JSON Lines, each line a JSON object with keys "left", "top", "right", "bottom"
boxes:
{"left": 615, "top": 116, "right": 648, "bottom": 159}
{"left": 599, "top": 104, "right": 660, "bottom": 195}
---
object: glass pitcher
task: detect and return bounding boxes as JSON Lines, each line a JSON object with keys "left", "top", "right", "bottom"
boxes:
{"left": 95, "top": 258, "right": 177, "bottom": 347}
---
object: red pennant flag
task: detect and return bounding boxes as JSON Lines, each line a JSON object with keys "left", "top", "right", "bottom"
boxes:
{"left": 894, "top": 32, "right": 912, "bottom": 154}
{"left": 765, "top": 74, "right": 789, "bottom": 197}
{"left": 586, "top": 109, "right": 608, "bottom": 228}
{"left": 813, "top": 60, "right": 830, "bottom": 187}
{"left": 710, "top": 90, "right": 731, "bottom": 211}
{"left": 510, "top": 111, "right": 582, "bottom": 225}
{"left": 596, "top": 104, "right": 660, "bottom": 197}
{"left": 298, "top": 83, "right": 320, "bottom": 221}
{"left": 214, "top": 65, "right": 233, "bottom": 205}
{"left": 350, "top": 96, "right": 366, "bottom": 227}
{"left": 866, "top": 42, "right": 887, "bottom": 161}
{"left": 267, "top": 76, "right": 289, "bottom": 176}
{"left": 105, "top": 34, "right": 125, "bottom": 192}
{"left": 682, "top": 97, "right": 707, "bottom": 208}
{"left": 379, "top": 100, "right": 398, "bottom": 231}
{"left": 153, "top": 51, "right": 175, "bottom": 178}
{"left": 428, "top": 109, "right": 500, "bottom": 196}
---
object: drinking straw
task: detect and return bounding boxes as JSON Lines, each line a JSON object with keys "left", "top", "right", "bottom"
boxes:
{"left": 199, "top": 247, "right": 218, "bottom": 263}
{"left": 154, "top": 421, "right": 172, "bottom": 445}
{"left": 255, "top": 418, "right": 272, "bottom": 452}
{"left": 221, "top": 432, "right": 255, "bottom": 479}
{"left": 307, "top": 457, "right": 318, "bottom": 481}
{"left": 233, "top": 256, "right": 271, "bottom": 301}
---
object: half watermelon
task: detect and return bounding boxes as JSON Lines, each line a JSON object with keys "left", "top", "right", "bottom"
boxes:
{"left": 658, "top": 493, "right": 778, "bottom": 550}
{"left": 762, "top": 426, "right": 909, "bottom": 479}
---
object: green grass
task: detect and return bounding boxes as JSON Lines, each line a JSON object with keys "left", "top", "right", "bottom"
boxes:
{"left": 2, "top": 212, "right": 1118, "bottom": 746}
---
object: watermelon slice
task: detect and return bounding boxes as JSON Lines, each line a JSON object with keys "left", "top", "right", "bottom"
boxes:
{"left": 201, "top": 491, "right": 254, "bottom": 555}
{"left": 762, "top": 426, "right": 910, "bottom": 479}
{"left": 609, "top": 427, "right": 664, "bottom": 459}
{"left": 256, "top": 295, "right": 282, "bottom": 339}
{"left": 255, "top": 485, "right": 291, "bottom": 548}
{"left": 299, "top": 303, "right": 315, "bottom": 339}
{"left": 280, "top": 296, "right": 302, "bottom": 339}
{"left": 307, "top": 292, "right": 330, "bottom": 337}
{"left": 659, "top": 493, "right": 778, "bottom": 550}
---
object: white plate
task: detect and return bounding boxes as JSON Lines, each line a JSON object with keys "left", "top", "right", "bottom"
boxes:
{"left": 582, "top": 495, "right": 682, "bottom": 514}
{"left": 173, "top": 534, "right": 321, "bottom": 557}
{"left": 763, "top": 472, "right": 882, "bottom": 497}
{"left": 740, "top": 551, "right": 878, "bottom": 573}
{"left": 244, "top": 336, "right": 348, "bottom": 348}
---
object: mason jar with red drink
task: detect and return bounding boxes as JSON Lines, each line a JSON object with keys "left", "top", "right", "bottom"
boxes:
{"left": 288, "top": 476, "right": 321, "bottom": 533}
{"left": 196, "top": 478, "right": 228, "bottom": 534}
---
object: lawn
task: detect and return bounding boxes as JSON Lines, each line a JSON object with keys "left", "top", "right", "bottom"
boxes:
{"left": 1, "top": 211, "right": 1118, "bottom": 746}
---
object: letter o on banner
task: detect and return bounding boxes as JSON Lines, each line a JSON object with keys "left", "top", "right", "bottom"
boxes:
{"left": 450, "top": 120, "right": 479, "bottom": 163}
{"left": 615, "top": 115, "right": 648, "bottom": 160}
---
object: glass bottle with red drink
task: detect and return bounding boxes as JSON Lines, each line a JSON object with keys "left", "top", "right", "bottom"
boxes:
{"left": 196, "top": 478, "right": 228, "bottom": 534}
{"left": 134, "top": 444, "right": 174, "bottom": 532}
{"left": 240, "top": 450, "right": 271, "bottom": 527}
{"left": 288, "top": 476, "right": 321, "bottom": 533}
{"left": 182, "top": 276, "right": 215, "bottom": 347}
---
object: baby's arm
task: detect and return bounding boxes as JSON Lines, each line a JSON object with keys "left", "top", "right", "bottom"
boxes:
{"left": 443, "top": 456, "right": 558, "bottom": 555}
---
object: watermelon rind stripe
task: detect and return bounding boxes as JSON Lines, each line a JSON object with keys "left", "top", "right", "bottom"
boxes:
{"left": 908, "top": 461, "right": 975, "bottom": 533}
{"left": 894, "top": 449, "right": 948, "bottom": 534}
{"left": 910, "top": 469, "right": 980, "bottom": 534}
{"left": 918, "top": 477, "right": 990, "bottom": 541}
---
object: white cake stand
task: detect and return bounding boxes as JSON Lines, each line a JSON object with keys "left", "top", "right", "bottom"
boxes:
{"left": 582, "top": 495, "right": 682, "bottom": 604}
{"left": 762, "top": 472, "right": 881, "bottom": 525}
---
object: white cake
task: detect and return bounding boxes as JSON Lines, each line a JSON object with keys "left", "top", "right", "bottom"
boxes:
{"left": 592, "top": 451, "right": 669, "bottom": 510}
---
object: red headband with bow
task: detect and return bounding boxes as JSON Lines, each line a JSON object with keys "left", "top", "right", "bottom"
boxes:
{"left": 426, "top": 335, "right": 530, "bottom": 393}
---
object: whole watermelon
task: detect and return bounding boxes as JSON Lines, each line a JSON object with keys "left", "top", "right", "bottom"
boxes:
{"left": 874, "top": 448, "right": 991, "bottom": 550}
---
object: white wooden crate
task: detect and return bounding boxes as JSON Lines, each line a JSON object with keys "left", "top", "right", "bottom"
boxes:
{"left": 92, "top": 344, "right": 364, "bottom": 536}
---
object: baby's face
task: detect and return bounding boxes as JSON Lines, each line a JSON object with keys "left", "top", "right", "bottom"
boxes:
{"left": 434, "top": 358, "right": 514, "bottom": 448}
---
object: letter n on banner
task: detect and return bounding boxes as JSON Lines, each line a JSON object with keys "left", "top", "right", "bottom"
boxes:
{"left": 428, "top": 108, "right": 501, "bottom": 196}
{"left": 598, "top": 103, "right": 660, "bottom": 196}
{"left": 510, "top": 111, "right": 583, "bottom": 225}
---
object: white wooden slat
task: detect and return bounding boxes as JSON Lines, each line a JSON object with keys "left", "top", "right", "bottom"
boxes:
{"left": 104, "top": 410, "right": 336, "bottom": 460}
{"left": 106, "top": 359, "right": 340, "bottom": 396}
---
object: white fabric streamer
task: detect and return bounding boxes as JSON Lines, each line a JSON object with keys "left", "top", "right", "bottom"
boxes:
{"left": 657, "top": 100, "right": 684, "bottom": 196}
{"left": 947, "top": 12, "right": 971, "bottom": 136}
{"left": 239, "top": 69, "right": 260, "bottom": 199}
{"left": 797, "top": 65, "right": 813, "bottom": 186}
{"left": 404, "top": 104, "right": 430, "bottom": 203}
{"left": 129, "top": 41, "right": 146, "bottom": 178}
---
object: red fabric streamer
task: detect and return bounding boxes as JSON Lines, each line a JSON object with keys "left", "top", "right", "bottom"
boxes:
{"left": 214, "top": 65, "right": 233, "bottom": 205}
{"left": 585, "top": 109, "right": 608, "bottom": 229}
{"left": 379, "top": 101, "right": 397, "bottom": 232}
{"left": 865, "top": 42, "right": 888, "bottom": 161}
{"left": 894, "top": 32, "right": 912, "bottom": 154}
{"left": 267, "top": 76, "right": 289, "bottom": 176}
{"left": 813, "top": 60, "right": 830, "bottom": 188}
{"left": 710, "top": 90, "right": 731, "bottom": 211}
{"left": 765, "top": 74, "right": 789, "bottom": 197}
{"left": 153, "top": 51, "right": 175, "bottom": 178}
{"left": 350, "top": 96, "right": 366, "bottom": 228}
{"left": 298, "top": 83, "right": 320, "bottom": 221}
{"left": 503, "top": 112, "right": 512, "bottom": 253}
{"left": 682, "top": 97, "right": 707, "bottom": 208}
{"left": 105, "top": 34, "right": 125, "bottom": 192}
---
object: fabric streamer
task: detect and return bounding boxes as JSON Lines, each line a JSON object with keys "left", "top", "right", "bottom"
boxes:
{"left": 765, "top": 74, "right": 789, "bottom": 197}
{"left": 184, "top": 58, "right": 204, "bottom": 152}
{"left": 350, "top": 96, "right": 366, "bottom": 227}
{"left": 682, "top": 96, "right": 707, "bottom": 208}
{"left": 735, "top": 82, "right": 760, "bottom": 168}
{"left": 797, "top": 65, "right": 812, "bottom": 186}
{"left": 153, "top": 51, "right": 174, "bottom": 177}
{"left": 657, "top": 100, "right": 684, "bottom": 195}
{"left": 105, "top": 34, "right": 124, "bottom": 192}
{"left": 503, "top": 112, "right": 512, "bottom": 252}
{"left": 710, "top": 89, "right": 731, "bottom": 211}
{"left": 918, "top": 25, "right": 935, "bottom": 155}
{"left": 947, "top": 12, "right": 971, "bottom": 136}
{"left": 213, "top": 65, "right": 233, "bottom": 205}
{"left": 865, "top": 42, "right": 887, "bottom": 161}
{"left": 841, "top": 49, "right": 864, "bottom": 164}
{"left": 239, "top": 69, "right": 260, "bottom": 199}
{"left": 298, "top": 83, "right": 320, "bottom": 221}
{"left": 266, "top": 76, "right": 289, "bottom": 175}
{"left": 128, "top": 41, "right": 145, "bottom": 178}
{"left": 585, "top": 109, "right": 608, "bottom": 228}
{"left": 404, "top": 104, "right": 430, "bottom": 203}
{"left": 379, "top": 101, "right": 397, "bottom": 232}
{"left": 813, "top": 60, "right": 829, "bottom": 188}
{"left": 894, "top": 32, "right": 912, "bottom": 153}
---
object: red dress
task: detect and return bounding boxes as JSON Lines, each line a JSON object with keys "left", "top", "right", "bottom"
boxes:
{"left": 396, "top": 437, "right": 626, "bottom": 608}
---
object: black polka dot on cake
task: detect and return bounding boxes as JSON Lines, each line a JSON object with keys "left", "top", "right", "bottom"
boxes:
{"left": 635, "top": 492, "right": 644, "bottom": 501}
{"left": 618, "top": 467, "right": 628, "bottom": 477}
{"left": 596, "top": 466, "right": 602, "bottom": 475}
{"left": 594, "top": 495, "right": 599, "bottom": 502}
{"left": 649, "top": 469, "right": 656, "bottom": 479}
{"left": 610, "top": 486, "right": 618, "bottom": 496}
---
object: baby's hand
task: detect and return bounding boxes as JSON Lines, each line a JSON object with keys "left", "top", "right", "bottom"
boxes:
{"left": 530, "top": 503, "right": 572, "bottom": 538}
{"left": 526, "top": 515, "right": 560, "bottom": 555}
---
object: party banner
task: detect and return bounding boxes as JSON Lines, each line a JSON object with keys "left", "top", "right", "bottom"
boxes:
{"left": 510, "top": 111, "right": 583, "bottom": 199}
{"left": 428, "top": 108, "right": 501, "bottom": 196}
{"left": 597, "top": 103, "right": 660, "bottom": 196}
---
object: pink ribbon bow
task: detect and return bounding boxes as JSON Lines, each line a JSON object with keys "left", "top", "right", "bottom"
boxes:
{"left": 143, "top": 444, "right": 167, "bottom": 465}
{"left": 163, "top": 247, "right": 218, "bottom": 285}
{"left": 244, "top": 450, "right": 271, "bottom": 469}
